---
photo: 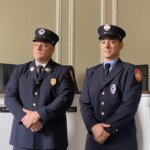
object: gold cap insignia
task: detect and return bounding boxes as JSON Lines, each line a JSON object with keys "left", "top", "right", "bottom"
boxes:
{"left": 50, "top": 78, "right": 56, "bottom": 86}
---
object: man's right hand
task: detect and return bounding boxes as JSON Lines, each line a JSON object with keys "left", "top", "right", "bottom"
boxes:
{"left": 91, "top": 123, "right": 111, "bottom": 144}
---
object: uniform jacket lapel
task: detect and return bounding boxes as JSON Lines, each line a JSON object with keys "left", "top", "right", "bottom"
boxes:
{"left": 91, "top": 64, "right": 105, "bottom": 96}
{"left": 29, "top": 61, "right": 37, "bottom": 80}
{"left": 38, "top": 59, "right": 54, "bottom": 80}
{"left": 99, "top": 59, "right": 124, "bottom": 91}
{"left": 28, "top": 60, "right": 54, "bottom": 81}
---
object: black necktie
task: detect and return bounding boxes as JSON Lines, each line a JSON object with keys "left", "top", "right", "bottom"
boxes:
{"left": 105, "top": 63, "right": 111, "bottom": 77}
{"left": 37, "top": 65, "right": 43, "bottom": 77}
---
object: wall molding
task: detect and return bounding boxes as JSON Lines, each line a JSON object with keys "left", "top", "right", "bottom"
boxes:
{"left": 55, "top": 0, "right": 117, "bottom": 64}
{"left": 56, "top": 0, "right": 75, "bottom": 65}
{"left": 68, "top": 0, "right": 75, "bottom": 66}
{"left": 55, "top": 0, "right": 62, "bottom": 63}
{"left": 112, "top": 0, "right": 117, "bottom": 25}
{"left": 100, "top": 0, "right": 107, "bottom": 63}
{"left": 100, "top": 0, "right": 107, "bottom": 25}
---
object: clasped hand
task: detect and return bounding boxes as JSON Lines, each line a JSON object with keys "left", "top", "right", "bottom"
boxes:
{"left": 21, "top": 108, "right": 43, "bottom": 132}
{"left": 91, "top": 123, "right": 111, "bottom": 144}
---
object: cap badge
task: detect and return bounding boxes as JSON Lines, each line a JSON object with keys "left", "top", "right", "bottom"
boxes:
{"left": 39, "top": 29, "right": 45, "bottom": 35}
{"left": 135, "top": 68, "right": 142, "bottom": 82}
{"left": 110, "top": 84, "right": 116, "bottom": 94}
{"left": 104, "top": 24, "right": 111, "bottom": 31}
{"left": 45, "top": 67, "right": 51, "bottom": 72}
{"left": 50, "top": 78, "right": 56, "bottom": 86}
{"left": 30, "top": 66, "right": 35, "bottom": 71}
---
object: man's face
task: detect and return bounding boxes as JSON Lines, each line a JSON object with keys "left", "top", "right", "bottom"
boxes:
{"left": 100, "top": 38, "right": 123, "bottom": 62}
{"left": 33, "top": 41, "right": 55, "bottom": 63}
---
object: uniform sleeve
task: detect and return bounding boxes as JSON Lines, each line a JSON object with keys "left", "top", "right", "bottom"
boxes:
{"left": 80, "top": 69, "right": 98, "bottom": 132}
{"left": 37, "top": 68, "right": 75, "bottom": 122}
{"left": 5, "top": 66, "right": 26, "bottom": 123}
{"left": 104, "top": 66, "right": 142, "bottom": 134}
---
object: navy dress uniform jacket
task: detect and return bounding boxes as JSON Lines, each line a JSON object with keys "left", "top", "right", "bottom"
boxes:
{"left": 5, "top": 59, "right": 75, "bottom": 149}
{"left": 80, "top": 59, "right": 142, "bottom": 150}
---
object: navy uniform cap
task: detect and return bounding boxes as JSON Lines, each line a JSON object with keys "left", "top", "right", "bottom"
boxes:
{"left": 98, "top": 24, "right": 126, "bottom": 41}
{"left": 33, "top": 28, "right": 59, "bottom": 46}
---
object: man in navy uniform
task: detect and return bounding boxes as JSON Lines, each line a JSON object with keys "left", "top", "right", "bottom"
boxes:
{"left": 80, "top": 24, "right": 142, "bottom": 150}
{"left": 5, "top": 28, "right": 75, "bottom": 150}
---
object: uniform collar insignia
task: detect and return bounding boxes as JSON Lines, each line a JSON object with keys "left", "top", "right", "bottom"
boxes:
{"left": 45, "top": 67, "right": 51, "bottom": 72}
{"left": 30, "top": 66, "right": 35, "bottom": 71}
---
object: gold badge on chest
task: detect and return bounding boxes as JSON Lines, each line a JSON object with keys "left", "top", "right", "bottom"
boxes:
{"left": 50, "top": 78, "right": 56, "bottom": 86}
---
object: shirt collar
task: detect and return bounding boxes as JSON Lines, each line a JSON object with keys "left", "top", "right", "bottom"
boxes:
{"left": 103, "top": 60, "right": 118, "bottom": 71}
{"left": 35, "top": 61, "right": 47, "bottom": 68}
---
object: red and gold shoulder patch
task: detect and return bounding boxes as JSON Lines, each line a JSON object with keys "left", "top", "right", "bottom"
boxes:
{"left": 135, "top": 68, "right": 142, "bottom": 82}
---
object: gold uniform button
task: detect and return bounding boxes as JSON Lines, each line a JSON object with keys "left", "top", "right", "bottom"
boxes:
{"left": 36, "top": 81, "right": 39, "bottom": 85}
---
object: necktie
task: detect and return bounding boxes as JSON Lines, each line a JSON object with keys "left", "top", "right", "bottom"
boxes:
{"left": 105, "top": 63, "right": 111, "bottom": 77}
{"left": 37, "top": 65, "right": 43, "bottom": 77}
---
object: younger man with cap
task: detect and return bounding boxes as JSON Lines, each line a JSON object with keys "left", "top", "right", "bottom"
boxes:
{"left": 5, "top": 28, "right": 75, "bottom": 150}
{"left": 80, "top": 24, "right": 142, "bottom": 150}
